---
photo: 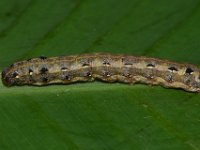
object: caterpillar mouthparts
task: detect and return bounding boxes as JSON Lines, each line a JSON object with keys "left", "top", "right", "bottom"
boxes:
{"left": 2, "top": 53, "right": 200, "bottom": 92}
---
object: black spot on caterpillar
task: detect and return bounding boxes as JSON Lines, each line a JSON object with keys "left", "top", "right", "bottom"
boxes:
{"left": 146, "top": 63, "right": 155, "bottom": 68}
{"left": 40, "top": 67, "right": 48, "bottom": 74}
{"left": 1, "top": 53, "right": 200, "bottom": 92}
{"left": 168, "top": 66, "right": 178, "bottom": 72}
{"left": 185, "top": 67, "right": 194, "bottom": 75}
{"left": 39, "top": 56, "right": 48, "bottom": 60}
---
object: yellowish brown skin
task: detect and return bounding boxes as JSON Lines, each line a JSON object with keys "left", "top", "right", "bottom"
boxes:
{"left": 2, "top": 53, "right": 200, "bottom": 92}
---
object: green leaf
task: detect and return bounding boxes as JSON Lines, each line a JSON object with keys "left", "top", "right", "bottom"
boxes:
{"left": 0, "top": 0, "right": 200, "bottom": 149}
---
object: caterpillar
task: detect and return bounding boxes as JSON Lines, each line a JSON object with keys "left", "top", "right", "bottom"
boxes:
{"left": 1, "top": 53, "right": 200, "bottom": 92}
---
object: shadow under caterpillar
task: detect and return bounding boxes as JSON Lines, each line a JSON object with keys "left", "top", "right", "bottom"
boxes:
{"left": 2, "top": 53, "right": 200, "bottom": 92}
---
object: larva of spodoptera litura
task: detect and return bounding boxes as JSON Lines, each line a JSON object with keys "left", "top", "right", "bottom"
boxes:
{"left": 1, "top": 53, "right": 200, "bottom": 92}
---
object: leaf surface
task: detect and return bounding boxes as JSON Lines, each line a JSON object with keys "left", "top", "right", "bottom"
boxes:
{"left": 0, "top": 0, "right": 200, "bottom": 149}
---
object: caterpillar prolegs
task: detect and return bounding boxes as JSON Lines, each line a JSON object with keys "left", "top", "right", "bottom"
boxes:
{"left": 2, "top": 53, "right": 200, "bottom": 92}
